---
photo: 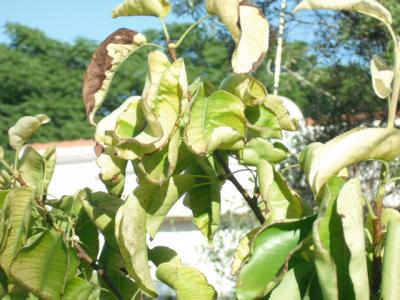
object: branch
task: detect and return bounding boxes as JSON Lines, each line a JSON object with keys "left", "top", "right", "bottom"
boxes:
{"left": 214, "top": 151, "right": 265, "bottom": 224}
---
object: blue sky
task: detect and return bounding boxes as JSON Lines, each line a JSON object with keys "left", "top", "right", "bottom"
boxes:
{"left": 0, "top": 0, "right": 182, "bottom": 43}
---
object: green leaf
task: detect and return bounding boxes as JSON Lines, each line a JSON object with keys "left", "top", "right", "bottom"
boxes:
{"left": 184, "top": 157, "right": 221, "bottom": 240}
{"left": 46, "top": 195, "right": 82, "bottom": 217}
{"left": 293, "top": 0, "right": 392, "bottom": 26}
{"left": 219, "top": 74, "right": 268, "bottom": 106}
{"left": 236, "top": 216, "right": 316, "bottom": 300}
{"left": 258, "top": 160, "right": 304, "bottom": 225}
{"left": 83, "top": 29, "right": 147, "bottom": 124}
{"left": 231, "top": 228, "right": 259, "bottom": 276}
{"left": 10, "top": 230, "right": 77, "bottom": 300}
{"left": 133, "top": 130, "right": 180, "bottom": 185}
{"left": 109, "top": 51, "right": 187, "bottom": 160}
{"left": 300, "top": 127, "right": 400, "bottom": 193}
{"left": 382, "top": 220, "right": 400, "bottom": 300}
{"left": 265, "top": 95, "right": 298, "bottom": 131}
{"left": 0, "top": 187, "right": 34, "bottom": 276}
{"left": 370, "top": 55, "right": 394, "bottom": 99}
{"left": 98, "top": 269, "right": 139, "bottom": 300}
{"left": 115, "top": 194, "right": 157, "bottom": 297}
{"left": 8, "top": 115, "right": 50, "bottom": 150}
{"left": 150, "top": 246, "right": 217, "bottom": 299}
{"left": 245, "top": 105, "right": 282, "bottom": 139}
{"left": 205, "top": 0, "right": 241, "bottom": 42}
{"left": 0, "top": 146, "right": 4, "bottom": 159}
{"left": 63, "top": 277, "right": 99, "bottom": 300}
{"left": 269, "top": 259, "right": 314, "bottom": 300}
{"left": 75, "top": 213, "right": 99, "bottom": 263}
{"left": 112, "top": 0, "right": 171, "bottom": 18}
{"left": 184, "top": 85, "right": 246, "bottom": 156}
{"left": 96, "top": 153, "right": 127, "bottom": 197}
{"left": 78, "top": 189, "right": 123, "bottom": 247}
{"left": 134, "top": 175, "right": 195, "bottom": 239}
{"left": 313, "top": 177, "right": 356, "bottom": 300}
{"left": 232, "top": 3, "right": 269, "bottom": 74}
{"left": 240, "top": 138, "right": 287, "bottom": 166}
{"left": 42, "top": 146, "right": 56, "bottom": 195}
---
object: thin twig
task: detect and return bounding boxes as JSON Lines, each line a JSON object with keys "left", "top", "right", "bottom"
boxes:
{"left": 214, "top": 151, "right": 265, "bottom": 224}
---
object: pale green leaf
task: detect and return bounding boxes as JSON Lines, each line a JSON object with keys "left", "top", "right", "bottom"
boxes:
{"left": 336, "top": 179, "right": 369, "bottom": 300}
{"left": 0, "top": 146, "right": 4, "bottom": 159}
{"left": 236, "top": 216, "right": 316, "bottom": 300}
{"left": 231, "top": 228, "right": 259, "bottom": 276}
{"left": 382, "top": 220, "right": 400, "bottom": 300}
{"left": 0, "top": 187, "right": 34, "bottom": 276}
{"left": 232, "top": 4, "right": 269, "bottom": 74}
{"left": 115, "top": 194, "right": 157, "bottom": 297}
{"left": 246, "top": 104, "right": 282, "bottom": 139}
{"left": 18, "top": 147, "right": 45, "bottom": 195}
{"left": 134, "top": 175, "right": 195, "bottom": 239}
{"left": 63, "top": 277, "right": 100, "bottom": 300}
{"left": 300, "top": 127, "right": 400, "bottom": 193}
{"left": 10, "top": 230, "right": 76, "bottom": 300}
{"left": 265, "top": 95, "right": 298, "bottom": 131}
{"left": 205, "top": 0, "right": 241, "bottom": 42}
{"left": 150, "top": 246, "right": 217, "bottom": 300}
{"left": 0, "top": 170, "right": 11, "bottom": 190}
{"left": 184, "top": 157, "right": 221, "bottom": 240}
{"left": 370, "top": 55, "right": 394, "bottom": 99}
{"left": 42, "top": 146, "right": 56, "bottom": 194}
{"left": 83, "top": 29, "right": 147, "bottom": 124}
{"left": 184, "top": 85, "right": 246, "bottom": 155}
{"left": 240, "top": 138, "right": 288, "bottom": 166}
{"left": 96, "top": 153, "right": 127, "bottom": 197}
{"left": 382, "top": 208, "right": 400, "bottom": 231}
{"left": 293, "top": 0, "right": 392, "bottom": 26}
{"left": 219, "top": 74, "right": 267, "bottom": 106}
{"left": 8, "top": 115, "right": 50, "bottom": 150}
{"left": 258, "top": 160, "right": 303, "bottom": 225}
{"left": 112, "top": 0, "right": 171, "bottom": 18}
{"left": 134, "top": 130, "right": 179, "bottom": 185}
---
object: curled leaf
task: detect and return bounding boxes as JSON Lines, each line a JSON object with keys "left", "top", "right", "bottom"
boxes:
{"left": 184, "top": 85, "right": 246, "bottom": 156}
{"left": 300, "top": 127, "right": 400, "bottom": 193}
{"left": 83, "top": 29, "right": 146, "bottom": 124}
{"left": 96, "top": 153, "right": 127, "bottom": 197}
{"left": 8, "top": 114, "right": 50, "bottom": 150}
{"left": 293, "top": 0, "right": 392, "bottom": 26}
{"left": 370, "top": 55, "right": 394, "bottom": 99}
{"left": 219, "top": 74, "right": 268, "bottom": 106}
{"left": 240, "top": 138, "right": 288, "bottom": 166}
{"left": 232, "top": 3, "right": 269, "bottom": 74}
{"left": 265, "top": 95, "right": 298, "bottom": 131}
{"left": 112, "top": 0, "right": 171, "bottom": 18}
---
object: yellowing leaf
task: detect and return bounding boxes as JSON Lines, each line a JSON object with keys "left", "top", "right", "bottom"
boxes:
{"left": 96, "top": 153, "right": 127, "bottom": 197}
{"left": 370, "top": 55, "right": 394, "bottom": 99}
{"left": 83, "top": 29, "right": 146, "bottom": 125}
{"left": 8, "top": 115, "right": 50, "bottom": 150}
{"left": 231, "top": 228, "right": 259, "bottom": 276}
{"left": 150, "top": 246, "right": 217, "bottom": 299}
{"left": 115, "top": 194, "right": 157, "bottom": 297}
{"left": 112, "top": 0, "right": 171, "bottom": 18}
{"left": 219, "top": 74, "right": 268, "bottom": 106}
{"left": 184, "top": 85, "right": 246, "bottom": 155}
{"left": 300, "top": 127, "right": 400, "bottom": 193}
{"left": 265, "top": 95, "right": 298, "bottom": 131}
{"left": 293, "top": 0, "right": 392, "bottom": 26}
{"left": 205, "top": 0, "right": 241, "bottom": 42}
{"left": 232, "top": 4, "right": 269, "bottom": 74}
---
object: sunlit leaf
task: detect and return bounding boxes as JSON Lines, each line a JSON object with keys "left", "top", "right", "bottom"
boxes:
{"left": 8, "top": 115, "right": 50, "bottom": 150}
{"left": 382, "top": 220, "right": 400, "bottom": 300}
{"left": 246, "top": 105, "right": 282, "bottom": 139}
{"left": 134, "top": 175, "right": 195, "bottom": 239}
{"left": 112, "top": 0, "right": 171, "bottom": 18}
{"left": 300, "top": 127, "right": 400, "bottom": 193}
{"left": 63, "top": 277, "right": 99, "bottom": 300}
{"left": 236, "top": 216, "right": 316, "bottom": 300}
{"left": 232, "top": 4, "right": 269, "bottom": 74}
{"left": 184, "top": 85, "right": 246, "bottom": 156}
{"left": 231, "top": 228, "right": 259, "bottom": 276}
{"left": 293, "top": 0, "right": 392, "bottom": 26}
{"left": 258, "top": 160, "right": 303, "bottom": 225}
{"left": 0, "top": 187, "right": 34, "bottom": 275}
{"left": 96, "top": 153, "right": 127, "bottom": 197}
{"left": 115, "top": 194, "right": 157, "bottom": 297}
{"left": 265, "top": 95, "right": 298, "bottom": 131}
{"left": 370, "top": 55, "right": 394, "bottom": 99}
{"left": 240, "top": 138, "right": 288, "bottom": 166}
{"left": 83, "top": 29, "right": 146, "bottom": 124}
{"left": 205, "top": 0, "right": 241, "bottom": 42}
{"left": 219, "top": 74, "right": 268, "bottom": 106}
{"left": 10, "top": 230, "right": 76, "bottom": 300}
{"left": 150, "top": 246, "right": 217, "bottom": 299}
{"left": 336, "top": 179, "right": 369, "bottom": 300}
